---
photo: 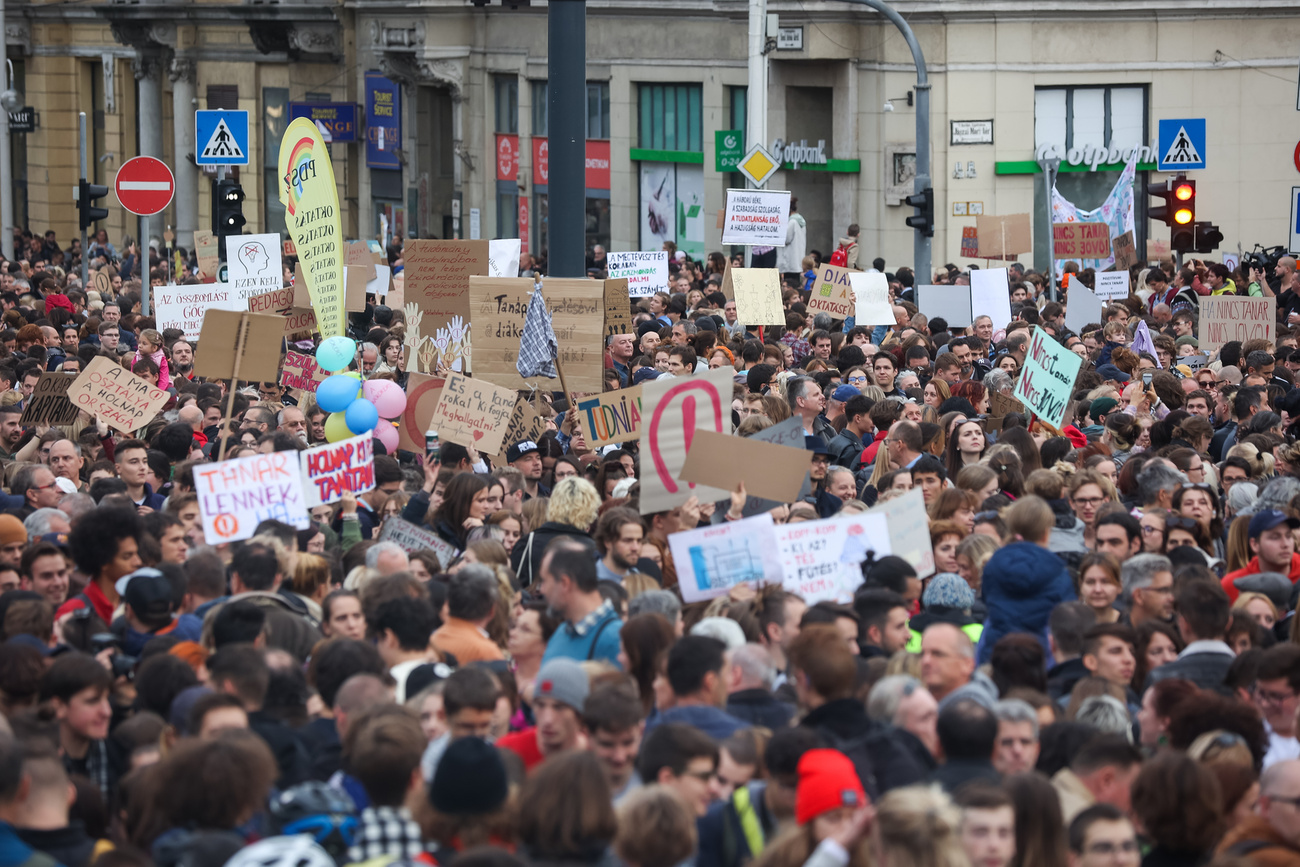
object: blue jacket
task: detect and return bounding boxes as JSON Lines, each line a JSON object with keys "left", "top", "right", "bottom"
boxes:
{"left": 645, "top": 704, "right": 748, "bottom": 741}
{"left": 0, "top": 822, "right": 60, "bottom": 867}
{"left": 977, "top": 541, "right": 1075, "bottom": 664}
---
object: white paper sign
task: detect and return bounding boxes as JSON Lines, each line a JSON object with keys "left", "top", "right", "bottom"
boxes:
{"left": 1094, "top": 271, "right": 1130, "bottom": 301}
{"left": 970, "top": 267, "right": 1014, "bottom": 331}
{"left": 670, "top": 513, "right": 783, "bottom": 602}
{"left": 1064, "top": 283, "right": 1105, "bottom": 334}
{"left": 488, "top": 239, "right": 522, "bottom": 278}
{"left": 866, "top": 488, "right": 934, "bottom": 579}
{"left": 225, "top": 233, "right": 285, "bottom": 304}
{"left": 774, "top": 511, "right": 892, "bottom": 604}
{"left": 916, "top": 284, "right": 973, "bottom": 327}
{"left": 193, "top": 451, "right": 310, "bottom": 545}
{"left": 607, "top": 251, "right": 670, "bottom": 297}
{"left": 366, "top": 264, "right": 392, "bottom": 298}
{"left": 721, "top": 188, "right": 791, "bottom": 246}
{"left": 154, "top": 284, "right": 241, "bottom": 341}
{"left": 851, "top": 272, "right": 893, "bottom": 326}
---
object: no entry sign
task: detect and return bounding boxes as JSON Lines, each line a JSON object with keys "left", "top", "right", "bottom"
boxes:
{"left": 115, "top": 156, "right": 175, "bottom": 216}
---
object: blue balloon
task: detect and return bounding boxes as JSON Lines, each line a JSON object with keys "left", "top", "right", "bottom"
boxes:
{"left": 317, "top": 374, "right": 361, "bottom": 414}
{"left": 317, "top": 336, "right": 357, "bottom": 373}
{"left": 345, "top": 397, "right": 380, "bottom": 434}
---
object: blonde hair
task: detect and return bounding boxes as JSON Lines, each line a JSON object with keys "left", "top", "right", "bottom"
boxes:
{"left": 546, "top": 477, "right": 601, "bottom": 531}
{"left": 292, "top": 552, "right": 331, "bottom": 599}
{"left": 955, "top": 534, "right": 997, "bottom": 580}
{"left": 615, "top": 785, "right": 699, "bottom": 867}
{"left": 1005, "top": 495, "right": 1054, "bottom": 543}
{"left": 1232, "top": 591, "right": 1278, "bottom": 621}
{"left": 876, "top": 784, "right": 968, "bottom": 867}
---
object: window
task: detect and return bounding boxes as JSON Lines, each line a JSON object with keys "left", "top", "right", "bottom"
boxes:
{"left": 637, "top": 83, "right": 702, "bottom": 152}
{"left": 729, "top": 86, "right": 747, "bottom": 134}
{"left": 497, "top": 191, "right": 518, "bottom": 239}
{"left": 263, "top": 87, "right": 289, "bottom": 237}
{"left": 531, "top": 80, "right": 548, "bottom": 138}
{"left": 531, "top": 81, "right": 610, "bottom": 139}
{"left": 494, "top": 76, "right": 518, "bottom": 134}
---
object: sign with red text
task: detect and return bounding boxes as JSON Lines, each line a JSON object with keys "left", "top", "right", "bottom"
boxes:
{"left": 300, "top": 431, "right": 375, "bottom": 508}
{"left": 194, "top": 451, "right": 310, "bottom": 545}
{"left": 378, "top": 517, "right": 460, "bottom": 570}
{"left": 1053, "top": 222, "right": 1111, "bottom": 259}
{"left": 1013, "top": 326, "right": 1082, "bottom": 429}
{"left": 428, "top": 371, "right": 516, "bottom": 456}
{"left": 280, "top": 350, "right": 328, "bottom": 392}
{"left": 68, "top": 356, "right": 169, "bottom": 434}
{"left": 1199, "top": 296, "right": 1275, "bottom": 349}
{"left": 721, "top": 188, "right": 791, "bottom": 246}
{"left": 606, "top": 251, "right": 669, "bottom": 297}
{"left": 638, "top": 367, "right": 734, "bottom": 514}
{"left": 775, "top": 511, "right": 892, "bottom": 604}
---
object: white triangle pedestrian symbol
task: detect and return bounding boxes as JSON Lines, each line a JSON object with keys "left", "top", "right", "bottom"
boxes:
{"left": 201, "top": 118, "right": 245, "bottom": 161}
{"left": 1162, "top": 126, "right": 1201, "bottom": 165}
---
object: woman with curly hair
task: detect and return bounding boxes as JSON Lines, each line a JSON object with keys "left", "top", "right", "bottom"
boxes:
{"left": 952, "top": 379, "right": 989, "bottom": 415}
{"left": 509, "top": 476, "right": 601, "bottom": 588}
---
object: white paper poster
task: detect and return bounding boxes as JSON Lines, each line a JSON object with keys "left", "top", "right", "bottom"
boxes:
{"left": 638, "top": 367, "right": 734, "bottom": 515}
{"left": 194, "top": 451, "right": 310, "bottom": 545}
{"left": 607, "top": 251, "right": 670, "bottom": 297}
{"left": 225, "top": 233, "right": 284, "bottom": 305}
{"left": 1094, "top": 271, "right": 1130, "bottom": 301}
{"left": 721, "top": 188, "right": 791, "bottom": 246}
{"left": 154, "top": 284, "right": 241, "bottom": 342}
{"left": 970, "top": 267, "right": 1014, "bottom": 331}
{"left": 366, "top": 264, "right": 392, "bottom": 298}
{"left": 916, "top": 284, "right": 973, "bottom": 327}
{"left": 670, "top": 513, "right": 784, "bottom": 602}
{"left": 851, "top": 271, "right": 893, "bottom": 326}
{"left": 488, "top": 239, "right": 522, "bottom": 278}
{"left": 1064, "top": 283, "right": 1105, "bottom": 335}
{"left": 774, "top": 511, "right": 892, "bottom": 604}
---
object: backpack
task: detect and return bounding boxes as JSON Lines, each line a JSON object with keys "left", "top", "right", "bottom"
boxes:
{"left": 830, "top": 246, "right": 849, "bottom": 268}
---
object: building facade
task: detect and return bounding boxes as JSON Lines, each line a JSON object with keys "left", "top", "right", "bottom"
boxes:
{"left": 10, "top": 0, "right": 1300, "bottom": 275}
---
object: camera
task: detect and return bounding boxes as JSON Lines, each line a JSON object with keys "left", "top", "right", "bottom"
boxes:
{"left": 90, "top": 633, "right": 138, "bottom": 681}
{"left": 1242, "top": 245, "right": 1287, "bottom": 284}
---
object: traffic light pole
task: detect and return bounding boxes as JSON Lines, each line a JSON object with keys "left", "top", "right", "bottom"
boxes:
{"left": 547, "top": 0, "right": 586, "bottom": 279}
{"left": 79, "top": 112, "right": 88, "bottom": 288}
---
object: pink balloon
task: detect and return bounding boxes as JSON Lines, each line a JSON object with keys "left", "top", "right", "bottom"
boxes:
{"left": 363, "top": 379, "right": 408, "bottom": 419}
{"left": 373, "top": 419, "right": 399, "bottom": 454}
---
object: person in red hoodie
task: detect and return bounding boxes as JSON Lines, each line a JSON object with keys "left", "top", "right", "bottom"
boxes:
{"left": 1221, "top": 510, "right": 1300, "bottom": 602}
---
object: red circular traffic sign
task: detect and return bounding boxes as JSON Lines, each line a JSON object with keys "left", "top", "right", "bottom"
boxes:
{"left": 115, "top": 156, "right": 175, "bottom": 216}
{"left": 1294, "top": 141, "right": 1300, "bottom": 174}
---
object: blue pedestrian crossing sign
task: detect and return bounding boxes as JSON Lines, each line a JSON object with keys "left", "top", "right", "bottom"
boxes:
{"left": 195, "top": 110, "right": 249, "bottom": 166}
{"left": 1157, "top": 118, "right": 1206, "bottom": 171}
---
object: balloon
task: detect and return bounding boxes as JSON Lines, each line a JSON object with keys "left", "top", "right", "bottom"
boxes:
{"left": 316, "top": 374, "right": 361, "bottom": 414}
{"left": 324, "top": 411, "right": 353, "bottom": 443}
{"left": 373, "top": 419, "right": 399, "bottom": 453}
{"left": 363, "top": 379, "right": 407, "bottom": 419}
{"left": 316, "top": 336, "right": 357, "bottom": 372}
{"left": 345, "top": 398, "right": 380, "bottom": 434}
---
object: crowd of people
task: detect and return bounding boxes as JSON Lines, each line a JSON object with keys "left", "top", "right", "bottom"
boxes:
{"left": 0, "top": 222, "right": 1297, "bottom": 867}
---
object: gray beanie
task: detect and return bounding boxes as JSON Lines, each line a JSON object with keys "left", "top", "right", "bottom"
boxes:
{"left": 923, "top": 573, "right": 976, "bottom": 611}
{"left": 533, "top": 658, "right": 590, "bottom": 712}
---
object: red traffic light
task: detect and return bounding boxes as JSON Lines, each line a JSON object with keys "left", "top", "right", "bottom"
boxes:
{"left": 1174, "top": 182, "right": 1194, "bottom": 201}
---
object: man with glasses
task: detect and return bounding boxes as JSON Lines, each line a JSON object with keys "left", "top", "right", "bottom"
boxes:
{"left": 1254, "top": 645, "right": 1300, "bottom": 769}
{"left": 1068, "top": 804, "right": 1140, "bottom": 867}
{"left": 1221, "top": 510, "right": 1300, "bottom": 601}
{"left": 1218, "top": 760, "right": 1300, "bottom": 860}
{"left": 258, "top": 381, "right": 295, "bottom": 407}
{"left": 1120, "top": 554, "right": 1174, "bottom": 630}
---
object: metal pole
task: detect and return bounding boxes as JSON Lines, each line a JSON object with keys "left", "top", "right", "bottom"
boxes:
{"left": 140, "top": 214, "right": 150, "bottom": 315}
{"left": 79, "top": 112, "right": 88, "bottom": 288}
{"left": 547, "top": 0, "right": 586, "bottom": 279}
{"left": 745, "top": 0, "right": 767, "bottom": 268}
{"left": 0, "top": 0, "right": 13, "bottom": 262}
{"left": 1039, "top": 157, "right": 1059, "bottom": 302}
{"left": 842, "top": 0, "right": 929, "bottom": 283}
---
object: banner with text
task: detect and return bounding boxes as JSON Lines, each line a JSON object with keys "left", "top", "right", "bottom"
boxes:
{"left": 194, "top": 451, "right": 310, "bottom": 545}
{"left": 607, "top": 251, "right": 669, "bottom": 298}
{"left": 155, "top": 284, "right": 240, "bottom": 341}
{"left": 721, "top": 188, "right": 791, "bottom": 246}
{"left": 1199, "top": 296, "right": 1275, "bottom": 350}
{"left": 69, "top": 357, "right": 169, "bottom": 434}
{"left": 300, "top": 431, "right": 375, "bottom": 508}
{"left": 1013, "top": 327, "right": 1083, "bottom": 429}
{"left": 577, "top": 386, "right": 643, "bottom": 448}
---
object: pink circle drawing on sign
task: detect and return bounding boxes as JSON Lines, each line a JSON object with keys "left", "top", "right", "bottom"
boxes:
{"left": 115, "top": 156, "right": 176, "bottom": 216}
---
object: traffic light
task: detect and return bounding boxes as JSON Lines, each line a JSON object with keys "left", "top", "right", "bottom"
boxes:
{"left": 1194, "top": 222, "right": 1223, "bottom": 254}
{"left": 1147, "top": 178, "right": 1173, "bottom": 226}
{"left": 904, "top": 187, "right": 934, "bottom": 238}
{"left": 212, "top": 178, "right": 246, "bottom": 259}
{"left": 1170, "top": 176, "right": 1195, "bottom": 252}
{"left": 77, "top": 178, "right": 109, "bottom": 231}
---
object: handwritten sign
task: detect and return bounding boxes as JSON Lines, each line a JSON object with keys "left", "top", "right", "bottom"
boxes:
{"left": 226, "top": 233, "right": 284, "bottom": 304}
{"left": 194, "top": 230, "right": 220, "bottom": 279}
{"left": 731, "top": 268, "right": 784, "bottom": 326}
{"left": 606, "top": 251, "right": 669, "bottom": 297}
{"left": 808, "top": 264, "right": 855, "bottom": 319}
{"left": 378, "top": 518, "right": 459, "bottom": 570}
{"left": 1199, "top": 296, "right": 1275, "bottom": 350}
{"left": 1112, "top": 230, "right": 1138, "bottom": 270}
{"left": 280, "top": 350, "right": 328, "bottom": 392}
{"left": 428, "top": 371, "right": 516, "bottom": 456}
{"left": 403, "top": 239, "right": 490, "bottom": 367}
{"left": 670, "top": 514, "right": 783, "bottom": 603}
{"left": 680, "top": 430, "right": 808, "bottom": 504}
{"left": 1013, "top": 327, "right": 1083, "bottom": 429}
{"left": 469, "top": 276, "right": 543, "bottom": 391}
{"left": 248, "top": 285, "right": 294, "bottom": 316}
{"left": 1053, "top": 222, "right": 1112, "bottom": 260}
{"left": 775, "top": 511, "right": 891, "bottom": 604}
{"left": 540, "top": 278, "right": 606, "bottom": 394}
{"left": 604, "top": 279, "right": 634, "bottom": 340}
{"left": 300, "top": 431, "right": 375, "bottom": 508}
{"left": 852, "top": 271, "right": 893, "bottom": 325}
{"left": 577, "top": 386, "right": 642, "bottom": 448}
{"left": 493, "top": 398, "right": 547, "bottom": 465}
{"left": 721, "top": 189, "right": 791, "bottom": 246}
{"left": 68, "top": 356, "right": 169, "bottom": 434}
{"left": 155, "top": 284, "right": 240, "bottom": 341}
{"left": 638, "top": 367, "right": 734, "bottom": 515}
{"left": 194, "top": 451, "right": 310, "bottom": 545}
{"left": 20, "top": 372, "right": 79, "bottom": 426}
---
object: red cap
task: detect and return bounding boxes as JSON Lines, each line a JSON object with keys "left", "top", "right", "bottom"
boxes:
{"left": 795, "top": 749, "right": 866, "bottom": 825}
{"left": 1062, "top": 425, "right": 1088, "bottom": 449}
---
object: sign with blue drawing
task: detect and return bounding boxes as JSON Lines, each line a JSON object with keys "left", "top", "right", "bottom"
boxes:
{"left": 195, "top": 110, "right": 249, "bottom": 166}
{"left": 1289, "top": 186, "right": 1300, "bottom": 256}
{"left": 668, "top": 513, "right": 784, "bottom": 603}
{"left": 1157, "top": 118, "right": 1206, "bottom": 171}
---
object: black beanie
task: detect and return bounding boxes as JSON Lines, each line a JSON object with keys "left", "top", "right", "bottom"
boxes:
{"left": 429, "top": 737, "right": 508, "bottom": 816}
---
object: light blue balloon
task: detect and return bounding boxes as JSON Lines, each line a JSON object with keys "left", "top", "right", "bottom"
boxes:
{"left": 317, "top": 374, "right": 361, "bottom": 414}
{"left": 345, "top": 397, "right": 380, "bottom": 434}
{"left": 316, "top": 336, "right": 357, "bottom": 372}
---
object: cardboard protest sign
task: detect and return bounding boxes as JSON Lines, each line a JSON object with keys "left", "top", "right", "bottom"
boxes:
{"left": 541, "top": 278, "right": 605, "bottom": 394}
{"left": 378, "top": 518, "right": 460, "bottom": 570}
{"left": 577, "top": 386, "right": 642, "bottom": 448}
{"left": 488, "top": 239, "right": 521, "bottom": 279}
{"left": 192, "top": 311, "right": 285, "bottom": 383}
{"left": 719, "top": 262, "right": 735, "bottom": 300}
{"left": 774, "top": 510, "right": 891, "bottom": 604}
{"left": 852, "top": 272, "right": 893, "bottom": 325}
{"left": 1053, "top": 222, "right": 1111, "bottom": 260}
{"left": 916, "top": 285, "right": 973, "bottom": 327}
{"left": 731, "top": 269, "right": 784, "bottom": 326}
{"left": 603, "top": 279, "right": 634, "bottom": 340}
{"left": 606, "top": 252, "right": 669, "bottom": 297}
{"left": 248, "top": 286, "right": 318, "bottom": 337}
{"left": 638, "top": 367, "right": 734, "bottom": 514}
{"left": 808, "top": 265, "right": 855, "bottom": 319}
{"left": 194, "top": 451, "right": 310, "bottom": 545}
{"left": 344, "top": 240, "right": 377, "bottom": 281}
{"left": 280, "top": 350, "right": 328, "bottom": 392}
{"left": 974, "top": 213, "right": 1032, "bottom": 259}
{"left": 721, "top": 189, "right": 791, "bottom": 246}
{"left": 1112, "top": 230, "right": 1138, "bottom": 270}
{"left": 867, "top": 488, "right": 935, "bottom": 579}
{"left": 278, "top": 117, "right": 345, "bottom": 337}
{"left": 1013, "top": 327, "right": 1083, "bottom": 429}
{"left": 154, "top": 284, "right": 240, "bottom": 341}
{"left": 1199, "top": 296, "right": 1275, "bottom": 349}
{"left": 970, "top": 268, "right": 1014, "bottom": 330}
{"left": 742, "top": 415, "right": 812, "bottom": 515}
{"left": 469, "top": 276, "right": 544, "bottom": 391}
{"left": 679, "top": 430, "right": 808, "bottom": 503}
{"left": 428, "top": 372, "right": 516, "bottom": 456}
{"left": 300, "top": 431, "right": 375, "bottom": 508}
{"left": 398, "top": 373, "right": 444, "bottom": 454}
{"left": 1094, "top": 271, "right": 1130, "bottom": 301}
{"left": 194, "top": 230, "right": 220, "bottom": 279}
{"left": 68, "top": 356, "right": 169, "bottom": 434}
{"left": 1064, "top": 283, "right": 1105, "bottom": 335}
{"left": 493, "top": 398, "right": 547, "bottom": 465}
{"left": 20, "top": 372, "right": 79, "bottom": 426}
{"left": 670, "top": 513, "right": 783, "bottom": 603}
{"left": 225, "top": 233, "right": 284, "bottom": 304}
{"left": 403, "top": 240, "right": 490, "bottom": 370}
{"left": 988, "top": 390, "right": 1024, "bottom": 418}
